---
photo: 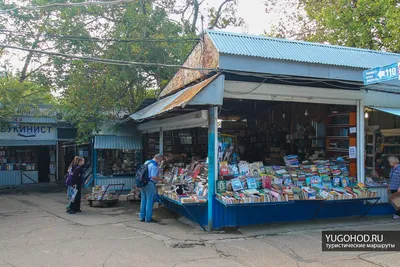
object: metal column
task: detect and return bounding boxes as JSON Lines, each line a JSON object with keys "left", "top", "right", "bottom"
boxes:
{"left": 55, "top": 142, "right": 59, "bottom": 183}
{"left": 93, "top": 149, "right": 98, "bottom": 185}
{"left": 208, "top": 107, "right": 218, "bottom": 231}
{"left": 357, "top": 100, "right": 366, "bottom": 183}
{"left": 357, "top": 100, "right": 365, "bottom": 182}
{"left": 159, "top": 127, "right": 164, "bottom": 155}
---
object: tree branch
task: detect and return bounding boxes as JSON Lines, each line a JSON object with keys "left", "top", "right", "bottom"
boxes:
{"left": 208, "top": 0, "right": 234, "bottom": 30}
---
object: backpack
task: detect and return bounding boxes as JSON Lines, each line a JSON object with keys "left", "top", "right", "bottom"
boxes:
{"left": 135, "top": 160, "right": 156, "bottom": 188}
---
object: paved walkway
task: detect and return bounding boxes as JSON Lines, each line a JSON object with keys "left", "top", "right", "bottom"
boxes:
{"left": 0, "top": 193, "right": 399, "bottom": 267}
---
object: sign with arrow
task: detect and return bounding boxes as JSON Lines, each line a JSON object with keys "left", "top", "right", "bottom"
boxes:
{"left": 363, "top": 62, "right": 400, "bottom": 85}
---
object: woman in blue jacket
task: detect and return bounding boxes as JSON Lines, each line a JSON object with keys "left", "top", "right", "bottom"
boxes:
{"left": 388, "top": 156, "right": 400, "bottom": 219}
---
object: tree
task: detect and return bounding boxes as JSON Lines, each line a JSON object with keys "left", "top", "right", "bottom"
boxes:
{"left": 60, "top": 2, "right": 195, "bottom": 141}
{"left": 0, "top": 75, "right": 54, "bottom": 121}
{"left": 0, "top": 0, "right": 245, "bottom": 141}
{"left": 0, "top": 0, "right": 106, "bottom": 84}
{"left": 156, "top": 0, "right": 244, "bottom": 34}
{"left": 265, "top": 0, "right": 400, "bottom": 52}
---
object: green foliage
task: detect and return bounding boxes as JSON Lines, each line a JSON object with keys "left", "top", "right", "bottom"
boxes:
{"left": 0, "top": 0, "right": 243, "bottom": 141}
{"left": 0, "top": 76, "right": 54, "bottom": 121}
{"left": 60, "top": 2, "right": 194, "bottom": 141}
{"left": 266, "top": 0, "right": 400, "bottom": 52}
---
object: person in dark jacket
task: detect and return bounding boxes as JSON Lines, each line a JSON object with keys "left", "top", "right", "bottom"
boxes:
{"left": 68, "top": 157, "right": 85, "bottom": 214}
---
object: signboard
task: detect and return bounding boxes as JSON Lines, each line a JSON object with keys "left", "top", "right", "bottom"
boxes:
{"left": 363, "top": 62, "right": 400, "bottom": 85}
{"left": 0, "top": 124, "right": 56, "bottom": 140}
{"left": 349, "top": 146, "right": 357, "bottom": 159}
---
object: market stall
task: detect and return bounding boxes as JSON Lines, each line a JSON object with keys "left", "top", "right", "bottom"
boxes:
{"left": 0, "top": 128, "right": 57, "bottom": 186}
{"left": 93, "top": 135, "right": 142, "bottom": 190}
{"left": 129, "top": 30, "right": 400, "bottom": 230}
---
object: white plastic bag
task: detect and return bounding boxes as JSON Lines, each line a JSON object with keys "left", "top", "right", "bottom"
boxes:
{"left": 69, "top": 185, "right": 78, "bottom": 204}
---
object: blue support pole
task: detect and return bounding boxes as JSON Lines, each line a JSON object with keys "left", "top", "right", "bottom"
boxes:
{"left": 93, "top": 149, "right": 98, "bottom": 186}
{"left": 208, "top": 107, "right": 218, "bottom": 231}
{"left": 159, "top": 127, "right": 164, "bottom": 155}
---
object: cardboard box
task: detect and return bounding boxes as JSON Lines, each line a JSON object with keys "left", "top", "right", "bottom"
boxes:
{"left": 389, "top": 192, "right": 400, "bottom": 211}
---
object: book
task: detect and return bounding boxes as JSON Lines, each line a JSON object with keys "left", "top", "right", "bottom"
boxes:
{"left": 231, "top": 178, "right": 244, "bottom": 191}
{"left": 220, "top": 162, "right": 229, "bottom": 175}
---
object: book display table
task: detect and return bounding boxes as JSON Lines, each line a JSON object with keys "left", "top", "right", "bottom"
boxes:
{"left": 161, "top": 195, "right": 381, "bottom": 230}
{"left": 215, "top": 197, "right": 381, "bottom": 228}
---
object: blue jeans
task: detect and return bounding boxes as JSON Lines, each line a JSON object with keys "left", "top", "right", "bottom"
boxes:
{"left": 140, "top": 182, "right": 157, "bottom": 222}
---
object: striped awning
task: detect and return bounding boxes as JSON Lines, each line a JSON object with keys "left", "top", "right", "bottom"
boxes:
{"left": 94, "top": 135, "right": 142, "bottom": 150}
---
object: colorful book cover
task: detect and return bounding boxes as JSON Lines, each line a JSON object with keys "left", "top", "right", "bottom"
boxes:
{"left": 262, "top": 175, "right": 272, "bottom": 189}
{"left": 217, "top": 180, "right": 227, "bottom": 194}
{"left": 231, "top": 178, "right": 244, "bottom": 191}
{"left": 246, "top": 178, "right": 258, "bottom": 189}
{"left": 220, "top": 161, "right": 229, "bottom": 175}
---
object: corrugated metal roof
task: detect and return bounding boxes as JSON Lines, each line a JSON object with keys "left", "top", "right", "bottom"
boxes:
{"left": 17, "top": 116, "right": 57, "bottom": 124}
{"left": 206, "top": 30, "right": 400, "bottom": 69}
{"left": 134, "top": 99, "right": 157, "bottom": 112}
{"left": 130, "top": 74, "right": 219, "bottom": 121}
{"left": 0, "top": 140, "right": 56, "bottom": 146}
{"left": 94, "top": 135, "right": 142, "bottom": 150}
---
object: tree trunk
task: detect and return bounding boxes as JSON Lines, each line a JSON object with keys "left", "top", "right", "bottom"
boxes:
{"left": 191, "top": 0, "right": 199, "bottom": 34}
{"left": 19, "top": 39, "right": 40, "bottom": 83}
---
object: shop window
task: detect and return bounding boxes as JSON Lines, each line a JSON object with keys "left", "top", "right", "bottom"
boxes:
{"left": 97, "top": 149, "right": 140, "bottom": 176}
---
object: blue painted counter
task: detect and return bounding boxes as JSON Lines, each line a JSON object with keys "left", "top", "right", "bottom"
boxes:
{"left": 161, "top": 196, "right": 395, "bottom": 230}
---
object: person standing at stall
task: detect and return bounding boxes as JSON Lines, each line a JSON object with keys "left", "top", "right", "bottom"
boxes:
{"left": 139, "top": 154, "right": 167, "bottom": 223}
{"left": 68, "top": 157, "right": 85, "bottom": 214}
{"left": 388, "top": 156, "right": 400, "bottom": 219}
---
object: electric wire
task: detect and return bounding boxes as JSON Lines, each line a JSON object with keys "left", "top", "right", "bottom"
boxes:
{"left": 221, "top": 70, "right": 400, "bottom": 94}
{"left": 0, "top": 43, "right": 218, "bottom": 71}
{"left": 0, "top": 30, "right": 201, "bottom": 43}
{"left": 1, "top": 42, "right": 399, "bottom": 95}
{"left": 0, "top": 0, "right": 137, "bottom": 14}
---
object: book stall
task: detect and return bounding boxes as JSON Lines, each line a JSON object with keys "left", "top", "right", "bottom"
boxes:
{"left": 154, "top": 102, "right": 385, "bottom": 229}
{"left": 158, "top": 150, "right": 380, "bottom": 229}
{"left": 92, "top": 134, "right": 143, "bottom": 191}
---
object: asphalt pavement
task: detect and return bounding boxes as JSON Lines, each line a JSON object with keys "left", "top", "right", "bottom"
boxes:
{"left": 0, "top": 192, "right": 399, "bottom": 267}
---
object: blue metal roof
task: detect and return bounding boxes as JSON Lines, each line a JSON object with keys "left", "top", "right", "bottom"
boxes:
{"left": 206, "top": 30, "right": 400, "bottom": 69}
{"left": 372, "top": 107, "right": 400, "bottom": 117}
{"left": 94, "top": 135, "right": 142, "bottom": 150}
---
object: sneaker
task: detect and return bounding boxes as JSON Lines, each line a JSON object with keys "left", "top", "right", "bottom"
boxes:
{"left": 393, "top": 214, "right": 400, "bottom": 219}
{"left": 145, "top": 219, "right": 158, "bottom": 223}
{"left": 68, "top": 210, "right": 76, "bottom": 214}
{"left": 139, "top": 218, "right": 145, "bottom": 222}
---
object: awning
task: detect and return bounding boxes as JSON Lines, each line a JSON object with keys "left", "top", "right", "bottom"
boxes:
{"left": 372, "top": 107, "right": 400, "bottom": 117}
{"left": 94, "top": 135, "right": 142, "bottom": 150}
{"left": 0, "top": 140, "right": 56, "bottom": 146}
{"left": 130, "top": 74, "right": 223, "bottom": 121}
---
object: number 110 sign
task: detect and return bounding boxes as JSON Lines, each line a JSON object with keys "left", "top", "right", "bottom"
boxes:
{"left": 363, "top": 62, "right": 400, "bottom": 85}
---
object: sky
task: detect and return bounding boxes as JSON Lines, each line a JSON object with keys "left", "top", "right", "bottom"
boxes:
{"left": 223, "top": 0, "right": 277, "bottom": 34}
